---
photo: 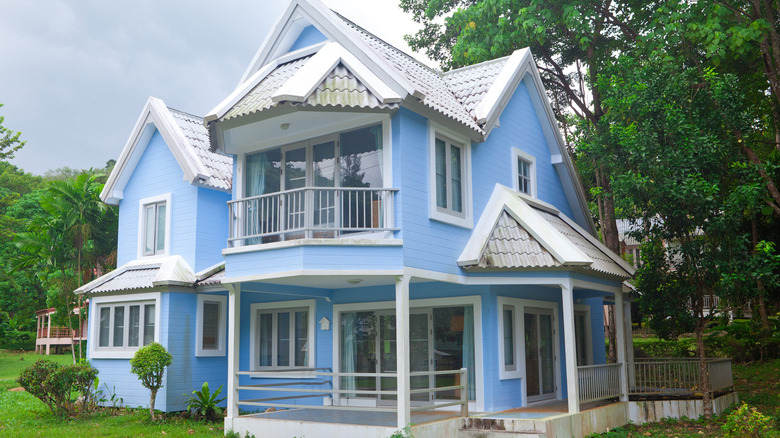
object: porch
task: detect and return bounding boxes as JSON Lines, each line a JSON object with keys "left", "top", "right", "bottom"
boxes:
{"left": 35, "top": 307, "right": 87, "bottom": 355}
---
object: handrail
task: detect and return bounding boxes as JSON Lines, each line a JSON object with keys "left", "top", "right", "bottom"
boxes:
{"left": 629, "top": 358, "right": 733, "bottom": 395}
{"left": 578, "top": 363, "right": 622, "bottom": 403}
{"left": 236, "top": 367, "right": 468, "bottom": 418}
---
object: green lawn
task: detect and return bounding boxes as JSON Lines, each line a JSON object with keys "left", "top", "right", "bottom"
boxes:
{"left": 0, "top": 350, "right": 223, "bottom": 438}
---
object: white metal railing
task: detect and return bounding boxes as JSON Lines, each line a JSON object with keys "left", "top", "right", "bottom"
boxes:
{"left": 228, "top": 187, "right": 398, "bottom": 247}
{"left": 235, "top": 368, "right": 468, "bottom": 418}
{"left": 630, "top": 358, "right": 733, "bottom": 395}
{"left": 578, "top": 363, "right": 622, "bottom": 403}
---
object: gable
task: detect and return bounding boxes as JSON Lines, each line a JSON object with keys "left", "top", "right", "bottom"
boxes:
{"left": 290, "top": 25, "right": 327, "bottom": 52}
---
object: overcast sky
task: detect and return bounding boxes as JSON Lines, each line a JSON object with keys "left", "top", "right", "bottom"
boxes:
{"left": 0, "top": 0, "right": 430, "bottom": 175}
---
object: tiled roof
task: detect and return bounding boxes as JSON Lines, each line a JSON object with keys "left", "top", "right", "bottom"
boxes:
{"left": 91, "top": 268, "right": 158, "bottom": 293}
{"left": 443, "top": 57, "right": 508, "bottom": 120}
{"left": 196, "top": 268, "right": 225, "bottom": 286}
{"left": 475, "top": 211, "right": 559, "bottom": 269}
{"left": 336, "top": 14, "right": 483, "bottom": 132}
{"left": 169, "top": 108, "right": 233, "bottom": 191}
{"left": 305, "top": 64, "right": 398, "bottom": 110}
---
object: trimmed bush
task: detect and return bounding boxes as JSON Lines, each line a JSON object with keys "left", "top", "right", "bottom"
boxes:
{"left": 16, "top": 359, "right": 99, "bottom": 416}
{"left": 130, "top": 342, "right": 172, "bottom": 420}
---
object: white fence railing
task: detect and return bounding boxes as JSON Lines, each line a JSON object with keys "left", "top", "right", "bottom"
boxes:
{"left": 228, "top": 187, "right": 398, "bottom": 247}
{"left": 236, "top": 368, "right": 468, "bottom": 417}
{"left": 578, "top": 363, "right": 623, "bottom": 403}
{"left": 630, "top": 358, "right": 733, "bottom": 396}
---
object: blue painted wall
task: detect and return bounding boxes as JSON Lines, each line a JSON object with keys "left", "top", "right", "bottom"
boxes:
{"left": 289, "top": 25, "right": 327, "bottom": 52}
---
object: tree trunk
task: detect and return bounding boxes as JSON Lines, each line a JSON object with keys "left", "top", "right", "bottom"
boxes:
{"left": 608, "top": 305, "right": 617, "bottom": 361}
{"left": 149, "top": 388, "right": 157, "bottom": 420}
{"left": 67, "top": 306, "right": 76, "bottom": 364}
{"left": 752, "top": 218, "right": 771, "bottom": 329}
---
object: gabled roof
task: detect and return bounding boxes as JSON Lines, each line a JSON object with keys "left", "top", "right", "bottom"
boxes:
{"left": 101, "top": 97, "right": 233, "bottom": 204}
{"left": 459, "top": 185, "right": 634, "bottom": 279}
{"left": 75, "top": 256, "right": 225, "bottom": 295}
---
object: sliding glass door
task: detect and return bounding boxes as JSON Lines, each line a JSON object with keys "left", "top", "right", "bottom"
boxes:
{"left": 525, "top": 307, "right": 556, "bottom": 402}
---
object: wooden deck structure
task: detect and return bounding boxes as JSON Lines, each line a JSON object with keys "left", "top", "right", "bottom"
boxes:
{"left": 35, "top": 307, "right": 88, "bottom": 355}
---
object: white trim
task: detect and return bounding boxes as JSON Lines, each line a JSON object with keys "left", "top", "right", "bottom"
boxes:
{"left": 427, "top": 121, "right": 473, "bottom": 228}
{"left": 332, "top": 295, "right": 484, "bottom": 413}
{"left": 497, "top": 298, "right": 522, "bottom": 380}
{"left": 512, "top": 148, "right": 537, "bottom": 198}
{"left": 89, "top": 292, "right": 162, "bottom": 359}
{"left": 221, "top": 269, "right": 402, "bottom": 285}
{"left": 196, "top": 294, "right": 228, "bottom": 357}
{"left": 137, "top": 193, "right": 172, "bottom": 259}
{"left": 248, "top": 299, "right": 316, "bottom": 377}
{"left": 222, "top": 238, "right": 402, "bottom": 256}
{"left": 574, "top": 304, "right": 593, "bottom": 366}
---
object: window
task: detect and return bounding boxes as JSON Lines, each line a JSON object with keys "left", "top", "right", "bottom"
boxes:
{"left": 138, "top": 194, "right": 171, "bottom": 257}
{"left": 574, "top": 306, "right": 593, "bottom": 366}
{"left": 512, "top": 148, "right": 536, "bottom": 197}
{"left": 498, "top": 301, "right": 522, "bottom": 379}
{"left": 428, "top": 127, "right": 472, "bottom": 227}
{"left": 96, "top": 301, "right": 155, "bottom": 352}
{"left": 503, "top": 306, "right": 516, "bottom": 371}
{"left": 196, "top": 294, "right": 227, "bottom": 356}
{"left": 250, "top": 301, "right": 316, "bottom": 371}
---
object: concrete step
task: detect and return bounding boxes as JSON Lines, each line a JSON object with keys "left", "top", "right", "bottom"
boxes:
{"left": 460, "top": 417, "right": 544, "bottom": 438}
{"left": 459, "top": 430, "right": 544, "bottom": 438}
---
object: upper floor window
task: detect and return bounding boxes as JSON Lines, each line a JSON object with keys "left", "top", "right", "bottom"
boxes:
{"left": 512, "top": 148, "right": 536, "bottom": 198}
{"left": 428, "top": 127, "right": 472, "bottom": 228}
{"left": 138, "top": 194, "right": 171, "bottom": 257}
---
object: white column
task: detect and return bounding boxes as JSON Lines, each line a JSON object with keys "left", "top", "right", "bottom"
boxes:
{"left": 226, "top": 284, "right": 241, "bottom": 418}
{"left": 561, "top": 281, "right": 579, "bottom": 413}
{"left": 614, "top": 291, "right": 629, "bottom": 402}
{"left": 395, "top": 275, "right": 411, "bottom": 429}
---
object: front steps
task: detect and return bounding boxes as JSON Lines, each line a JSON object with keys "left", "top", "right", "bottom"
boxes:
{"left": 459, "top": 417, "right": 545, "bottom": 438}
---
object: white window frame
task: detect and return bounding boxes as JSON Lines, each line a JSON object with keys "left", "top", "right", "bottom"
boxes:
{"left": 89, "top": 292, "right": 161, "bottom": 359}
{"left": 574, "top": 304, "right": 593, "bottom": 366}
{"left": 249, "top": 300, "right": 316, "bottom": 375}
{"left": 512, "top": 148, "right": 537, "bottom": 198}
{"left": 498, "top": 302, "right": 522, "bottom": 379}
{"left": 196, "top": 294, "right": 227, "bottom": 357}
{"left": 428, "top": 122, "right": 473, "bottom": 228}
{"left": 137, "top": 193, "right": 171, "bottom": 258}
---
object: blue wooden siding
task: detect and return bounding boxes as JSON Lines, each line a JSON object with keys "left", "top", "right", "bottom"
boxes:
{"left": 289, "top": 25, "right": 327, "bottom": 52}
{"left": 194, "top": 187, "right": 230, "bottom": 271}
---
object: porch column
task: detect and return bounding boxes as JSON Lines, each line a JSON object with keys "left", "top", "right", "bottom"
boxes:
{"left": 623, "top": 298, "right": 635, "bottom": 390}
{"left": 46, "top": 315, "right": 52, "bottom": 355}
{"left": 395, "top": 274, "right": 411, "bottom": 429}
{"left": 561, "top": 281, "right": 579, "bottom": 413}
{"left": 226, "top": 284, "right": 241, "bottom": 418}
{"left": 614, "top": 291, "right": 629, "bottom": 402}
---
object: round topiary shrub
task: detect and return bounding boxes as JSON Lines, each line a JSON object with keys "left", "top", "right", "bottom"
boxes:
{"left": 129, "top": 342, "right": 172, "bottom": 420}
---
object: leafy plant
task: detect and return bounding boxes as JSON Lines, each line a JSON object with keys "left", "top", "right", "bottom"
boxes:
{"left": 722, "top": 403, "right": 772, "bottom": 438}
{"left": 187, "top": 381, "right": 226, "bottom": 421}
{"left": 224, "top": 430, "right": 256, "bottom": 438}
{"left": 389, "top": 425, "right": 413, "bottom": 438}
{"left": 16, "top": 358, "right": 99, "bottom": 417}
{"left": 129, "top": 342, "right": 172, "bottom": 420}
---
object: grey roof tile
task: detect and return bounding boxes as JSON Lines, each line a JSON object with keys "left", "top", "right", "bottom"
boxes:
{"left": 475, "top": 211, "right": 560, "bottom": 269}
{"left": 196, "top": 269, "right": 225, "bottom": 286}
{"left": 168, "top": 108, "right": 233, "bottom": 191}
{"left": 91, "top": 268, "right": 158, "bottom": 293}
{"left": 443, "top": 57, "right": 508, "bottom": 120}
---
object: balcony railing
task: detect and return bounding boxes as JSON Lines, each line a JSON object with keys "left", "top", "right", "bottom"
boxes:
{"left": 578, "top": 363, "right": 623, "bottom": 403}
{"left": 228, "top": 187, "right": 398, "bottom": 247}
{"left": 630, "top": 358, "right": 733, "bottom": 396}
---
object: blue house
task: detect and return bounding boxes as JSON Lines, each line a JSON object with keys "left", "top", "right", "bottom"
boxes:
{"left": 78, "top": 0, "right": 636, "bottom": 436}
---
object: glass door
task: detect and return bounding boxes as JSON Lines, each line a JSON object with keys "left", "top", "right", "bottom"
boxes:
{"left": 282, "top": 146, "right": 307, "bottom": 238}
{"left": 377, "top": 311, "right": 432, "bottom": 406}
{"left": 525, "top": 307, "right": 556, "bottom": 402}
{"left": 312, "top": 140, "right": 336, "bottom": 236}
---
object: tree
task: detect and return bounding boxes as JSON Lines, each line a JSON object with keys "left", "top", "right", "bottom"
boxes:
{"left": 0, "top": 104, "right": 25, "bottom": 159}
{"left": 130, "top": 343, "right": 172, "bottom": 420}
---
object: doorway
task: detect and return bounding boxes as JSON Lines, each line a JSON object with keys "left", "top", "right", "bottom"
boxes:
{"left": 525, "top": 307, "right": 556, "bottom": 402}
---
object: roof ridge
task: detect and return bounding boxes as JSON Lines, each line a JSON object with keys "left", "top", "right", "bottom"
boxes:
{"left": 167, "top": 106, "right": 204, "bottom": 121}
{"left": 443, "top": 55, "right": 511, "bottom": 77}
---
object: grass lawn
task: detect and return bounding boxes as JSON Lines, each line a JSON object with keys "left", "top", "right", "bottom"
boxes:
{"left": 589, "top": 359, "right": 780, "bottom": 437}
{"left": 0, "top": 350, "right": 223, "bottom": 438}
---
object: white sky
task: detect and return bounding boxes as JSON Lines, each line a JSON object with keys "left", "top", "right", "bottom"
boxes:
{"left": 0, "top": 0, "right": 432, "bottom": 175}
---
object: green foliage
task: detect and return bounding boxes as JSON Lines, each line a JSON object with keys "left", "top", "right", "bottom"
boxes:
{"left": 224, "top": 430, "right": 256, "bottom": 438}
{"left": 389, "top": 425, "right": 414, "bottom": 438}
{"left": 186, "top": 381, "right": 226, "bottom": 422}
{"left": 0, "top": 104, "right": 25, "bottom": 160}
{"left": 16, "top": 359, "right": 99, "bottom": 417}
{"left": 708, "top": 318, "right": 780, "bottom": 363}
{"left": 130, "top": 343, "right": 172, "bottom": 420}
{"left": 722, "top": 403, "right": 773, "bottom": 438}
{"left": 633, "top": 337, "right": 696, "bottom": 358}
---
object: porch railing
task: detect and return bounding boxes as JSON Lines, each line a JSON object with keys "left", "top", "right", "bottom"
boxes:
{"left": 227, "top": 187, "right": 398, "bottom": 247}
{"left": 578, "top": 363, "right": 623, "bottom": 403}
{"left": 630, "top": 358, "right": 733, "bottom": 396}
{"left": 37, "top": 327, "right": 81, "bottom": 339}
{"left": 235, "top": 368, "right": 468, "bottom": 417}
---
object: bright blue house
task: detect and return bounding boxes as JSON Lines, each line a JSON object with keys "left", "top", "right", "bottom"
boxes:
{"left": 78, "top": 0, "right": 635, "bottom": 436}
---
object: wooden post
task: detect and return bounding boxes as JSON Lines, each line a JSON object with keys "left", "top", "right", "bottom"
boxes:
{"left": 395, "top": 274, "right": 411, "bottom": 429}
{"left": 460, "top": 368, "right": 469, "bottom": 418}
{"left": 226, "top": 284, "right": 241, "bottom": 418}
{"left": 561, "top": 281, "right": 580, "bottom": 413}
{"left": 614, "top": 290, "right": 629, "bottom": 402}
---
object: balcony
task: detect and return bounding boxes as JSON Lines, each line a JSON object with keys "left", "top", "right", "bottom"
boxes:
{"left": 228, "top": 187, "right": 398, "bottom": 247}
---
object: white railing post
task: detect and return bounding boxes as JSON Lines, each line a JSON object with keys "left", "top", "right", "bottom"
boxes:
{"left": 226, "top": 284, "right": 241, "bottom": 419}
{"left": 460, "top": 368, "right": 469, "bottom": 417}
{"left": 395, "top": 274, "right": 411, "bottom": 429}
{"left": 561, "top": 281, "right": 580, "bottom": 413}
{"left": 614, "top": 290, "right": 629, "bottom": 402}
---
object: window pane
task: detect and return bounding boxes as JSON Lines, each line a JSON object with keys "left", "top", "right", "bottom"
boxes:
{"left": 246, "top": 148, "right": 282, "bottom": 196}
{"left": 518, "top": 159, "right": 530, "bottom": 194}
{"left": 144, "top": 206, "right": 155, "bottom": 254}
{"left": 435, "top": 139, "right": 447, "bottom": 208}
{"left": 202, "top": 301, "right": 220, "bottom": 350}
{"left": 284, "top": 147, "right": 307, "bottom": 190}
{"left": 503, "top": 308, "right": 515, "bottom": 367}
{"left": 113, "top": 306, "right": 125, "bottom": 347}
{"left": 99, "top": 307, "right": 110, "bottom": 347}
{"left": 340, "top": 125, "right": 382, "bottom": 188}
{"left": 294, "top": 311, "right": 308, "bottom": 366}
{"left": 277, "top": 312, "right": 290, "bottom": 367}
{"left": 143, "top": 305, "right": 155, "bottom": 345}
{"left": 450, "top": 145, "right": 462, "bottom": 213}
{"left": 156, "top": 204, "right": 166, "bottom": 253}
{"left": 258, "top": 313, "right": 273, "bottom": 367}
{"left": 128, "top": 305, "right": 140, "bottom": 347}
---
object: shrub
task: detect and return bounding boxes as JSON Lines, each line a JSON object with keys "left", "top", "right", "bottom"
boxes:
{"left": 16, "top": 359, "right": 99, "bottom": 416}
{"left": 722, "top": 403, "right": 772, "bottom": 438}
{"left": 633, "top": 337, "right": 696, "bottom": 358}
{"left": 187, "top": 381, "right": 226, "bottom": 421}
{"left": 130, "top": 342, "right": 172, "bottom": 420}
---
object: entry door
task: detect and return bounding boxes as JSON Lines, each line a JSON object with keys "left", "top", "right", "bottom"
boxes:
{"left": 377, "top": 311, "right": 432, "bottom": 405}
{"left": 525, "top": 308, "right": 556, "bottom": 402}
